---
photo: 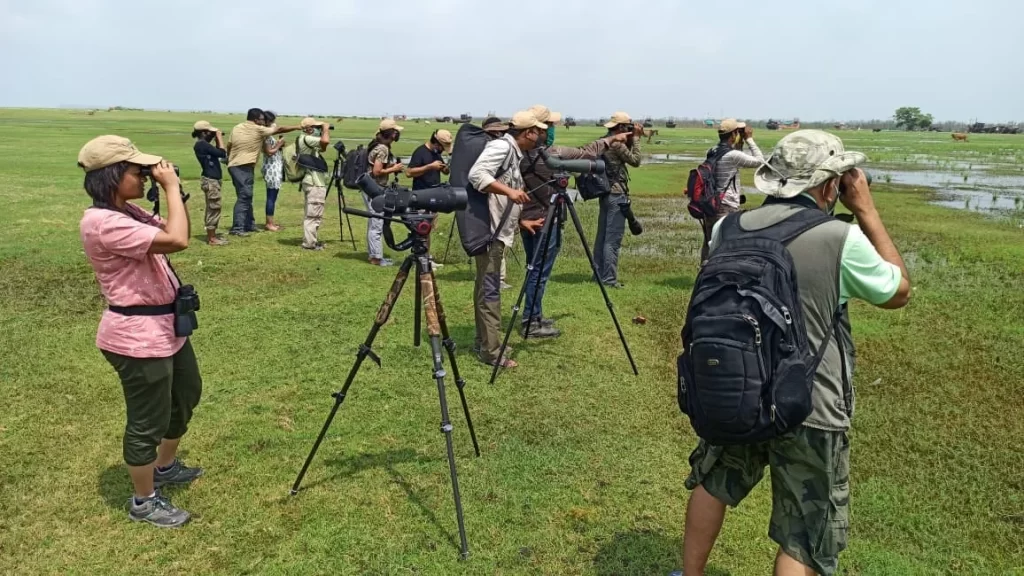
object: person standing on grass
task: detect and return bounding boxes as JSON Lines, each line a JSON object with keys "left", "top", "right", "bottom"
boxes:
{"left": 226, "top": 108, "right": 303, "bottom": 236}
{"left": 593, "top": 111, "right": 644, "bottom": 289}
{"left": 261, "top": 110, "right": 286, "bottom": 232}
{"left": 467, "top": 110, "right": 546, "bottom": 368}
{"left": 191, "top": 120, "right": 228, "bottom": 246}
{"left": 77, "top": 135, "right": 208, "bottom": 528}
{"left": 698, "top": 118, "right": 765, "bottom": 264}
{"left": 680, "top": 130, "right": 912, "bottom": 576}
{"left": 297, "top": 117, "right": 331, "bottom": 251}
{"left": 364, "top": 118, "right": 406, "bottom": 266}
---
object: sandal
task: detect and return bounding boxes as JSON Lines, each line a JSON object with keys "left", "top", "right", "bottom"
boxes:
{"left": 480, "top": 354, "right": 517, "bottom": 369}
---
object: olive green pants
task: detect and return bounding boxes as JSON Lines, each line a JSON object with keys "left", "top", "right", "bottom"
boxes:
{"left": 102, "top": 339, "right": 203, "bottom": 466}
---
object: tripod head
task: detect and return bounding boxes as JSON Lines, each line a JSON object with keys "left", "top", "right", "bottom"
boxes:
{"left": 343, "top": 207, "right": 435, "bottom": 254}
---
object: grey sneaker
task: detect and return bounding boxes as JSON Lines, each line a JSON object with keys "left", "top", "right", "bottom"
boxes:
{"left": 154, "top": 459, "right": 204, "bottom": 488}
{"left": 302, "top": 244, "right": 325, "bottom": 251}
{"left": 520, "top": 322, "right": 561, "bottom": 339}
{"left": 128, "top": 492, "right": 190, "bottom": 528}
{"left": 500, "top": 281, "right": 513, "bottom": 290}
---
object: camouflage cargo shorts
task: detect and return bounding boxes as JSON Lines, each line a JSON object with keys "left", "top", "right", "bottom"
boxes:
{"left": 685, "top": 426, "right": 850, "bottom": 576}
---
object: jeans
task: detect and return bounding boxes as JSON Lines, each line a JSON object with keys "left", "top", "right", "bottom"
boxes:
{"left": 521, "top": 224, "right": 562, "bottom": 324}
{"left": 593, "top": 193, "right": 627, "bottom": 285}
{"left": 266, "top": 187, "right": 280, "bottom": 217}
{"left": 228, "top": 165, "right": 256, "bottom": 233}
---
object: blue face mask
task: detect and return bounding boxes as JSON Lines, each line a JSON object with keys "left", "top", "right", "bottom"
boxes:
{"left": 546, "top": 125, "right": 556, "bottom": 147}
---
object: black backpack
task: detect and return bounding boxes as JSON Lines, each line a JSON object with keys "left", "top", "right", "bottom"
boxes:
{"left": 575, "top": 154, "right": 612, "bottom": 201}
{"left": 342, "top": 143, "right": 380, "bottom": 190}
{"left": 677, "top": 208, "right": 841, "bottom": 445}
{"left": 448, "top": 124, "right": 513, "bottom": 256}
{"left": 685, "top": 144, "right": 733, "bottom": 220}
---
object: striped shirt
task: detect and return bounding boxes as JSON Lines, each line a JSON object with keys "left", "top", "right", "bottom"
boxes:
{"left": 712, "top": 139, "right": 764, "bottom": 209}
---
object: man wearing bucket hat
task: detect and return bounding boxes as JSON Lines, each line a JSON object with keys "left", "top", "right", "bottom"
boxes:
{"left": 593, "top": 111, "right": 644, "bottom": 288}
{"left": 297, "top": 117, "right": 331, "bottom": 250}
{"left": 698, "top": 118, "right": 765, "bottom": 263}
{"left": 77, "top": 136, "right": 207, "bottom": 528}
{"left": 681, "top": 130, "right": 912, "bottom": 576}
{"left": 406, "top": 128, "right": 453, "bottom": 190}
{"left": 362, "top": 118, "right": 406, "bottom": 266}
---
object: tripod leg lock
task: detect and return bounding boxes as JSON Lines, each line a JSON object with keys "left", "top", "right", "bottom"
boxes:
{"left": 433, "top": 368, "right": 448, "bottom": 379}
{"left": 359, "top": 344, "right": 382, "bottom": 367}
{"left": 442, "top": 337, "right": 457, "bottom": 353}
{"left": 440, "top": 423, "right": 453, "bottom": 433}
{"left": 331, "top": 391, "right": 347, "bottom": 401}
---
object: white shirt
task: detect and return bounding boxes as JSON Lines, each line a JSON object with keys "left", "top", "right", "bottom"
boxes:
{"left": 468, "top": 134, "right": 523, "bottom": 247}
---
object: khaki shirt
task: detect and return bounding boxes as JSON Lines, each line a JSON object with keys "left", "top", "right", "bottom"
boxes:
{"left": 228, "top": 122, "right": 275, "bottom": 167}
{"left": 297, "top": 134, "right": 327, "bottom": 187}
{"left": 367, "top": 143, "right": 394, "bottom": 187}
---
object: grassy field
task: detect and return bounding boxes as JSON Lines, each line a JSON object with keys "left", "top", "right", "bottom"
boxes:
{"left": 0, "top": 109, "right": 1022, "bottom": 575}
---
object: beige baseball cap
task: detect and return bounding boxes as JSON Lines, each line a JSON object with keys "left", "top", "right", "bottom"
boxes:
{"left": 434, "top": 129, "right": 454, "bottom": 152}
{"left": 510, "top": 110, "right": 547, "bottom": 130}
{"left": 378, "top": 118, "right": 405, "bottom": 132}
{"left": 77, "top": 135, "right": 162, "bottom": 172}
{"left": 300, "top": 117, "right": 321, "bottom": 129}
{"left": 718, "top": 118, "right": 747, "bottom": 133}
{"left": 528, "top": 105, "right": 562, "bottom": 125}
{"left": 193, "top": 120, "right": 218, "bottom": 132}
{"left": 603, "top": 111, "right": 632, "bottom": 128}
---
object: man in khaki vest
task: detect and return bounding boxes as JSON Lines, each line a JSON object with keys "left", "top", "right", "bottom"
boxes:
{"left": 681, "top": 130, "right": 912, "bottom": 576}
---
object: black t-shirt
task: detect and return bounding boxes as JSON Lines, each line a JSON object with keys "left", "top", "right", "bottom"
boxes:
{"left": 408, "top": 144, "right": 443, "bottom": 190}
{"left": 194, "top": 140, "right": 227, "bottom": 180}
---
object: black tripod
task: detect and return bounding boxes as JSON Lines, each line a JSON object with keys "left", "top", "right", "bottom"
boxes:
{"left": 291, "top": 209, "right": 480, "bottom": 559}
{"left": 490, "top": 175, "right": 640, "bottom": 384}
{"left": 324, "top": 144, "right": 358, "bottom": 250}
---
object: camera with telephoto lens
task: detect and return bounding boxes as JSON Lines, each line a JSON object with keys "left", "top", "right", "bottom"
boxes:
{"left": 356, "top": 173, "right": 467, "bottom": 215}
{"left": 619, "top": 199, "right": 643, "bottom": 236}
{"left": 173, "top": 284, "right": 200, "bottom": 337}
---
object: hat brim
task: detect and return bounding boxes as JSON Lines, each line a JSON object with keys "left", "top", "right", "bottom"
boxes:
{"left": 483, "top": 124, "right": 508, "bottom": 132}
{"left": 128, "top": 150, "right": 163, "bottom": 166}
{"left": 754, "top": 151, "right": 867, "bottom": 198}
{"left": 548, "top": 112, "right": 562, "bottom": 123}
{"left": 603, "top": 121, "right": 620, "bottom": 128}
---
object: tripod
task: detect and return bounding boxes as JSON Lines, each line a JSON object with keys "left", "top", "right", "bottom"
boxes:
{"left": 324, "top": 149, "right": 358, "bottom": 250}
{"left": 490, "top": 175, "right": 640, "bottom": 384}
{"left": 291, "top": 210, "right": 480, "bottom": 560}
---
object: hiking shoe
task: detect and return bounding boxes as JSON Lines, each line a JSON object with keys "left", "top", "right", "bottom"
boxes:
{"left": 527, "top": 316, "right": 556, "bottom": 328}
{"left": 154, "top": 459, "right": 204, "bottom": 488}
{"left": 128, "top": 492, "right": 190, "bottom": 528}
{"left": 520, "top": 322, "right": 561, "bottom": 339}
{"left": 500, "top": 281, "right": 513, "bottom": 290}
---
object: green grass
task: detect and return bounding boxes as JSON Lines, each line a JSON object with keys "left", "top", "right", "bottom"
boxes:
{"left": 1, "top": 109, "right": 1022, "bottom": 575}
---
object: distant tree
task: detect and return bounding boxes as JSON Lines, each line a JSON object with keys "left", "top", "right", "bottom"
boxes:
{"left": 894, "top": 107, "right": 934, "bottom": 131}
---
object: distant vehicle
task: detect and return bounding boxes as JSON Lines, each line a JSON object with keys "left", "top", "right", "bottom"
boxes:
{"left": 969, "top": 122, "right": 1020, "bottom": 134}
{"left": 564, "top": 117, "right": 577, "bottom": 127}
{"left": 766, "top": 119, "right": 780, "bottom": 130}
{"left": 596, "top": 118, "right": 607, "bottom": 127}
{"left": 665, "top": 120, "right": 677, "bottom": 128}
{"left": 435, "top": 116, "right": 452, "bottom": 123}
{"left": 451, "top": 113, "right": 473, "bottom": 125}
{"left": 642, "top": 117, "right": 654, "bottom": 128}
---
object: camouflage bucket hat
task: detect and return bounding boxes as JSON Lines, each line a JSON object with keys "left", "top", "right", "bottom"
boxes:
{"left": 754, "top": 130, "right": 867, "bottom": 198}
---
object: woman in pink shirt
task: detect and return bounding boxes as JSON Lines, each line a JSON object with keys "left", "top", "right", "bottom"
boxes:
{"left": 78, "top": 135, "right": 204, "bottom": 528}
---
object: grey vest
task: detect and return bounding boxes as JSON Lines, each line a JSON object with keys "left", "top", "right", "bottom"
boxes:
{"left": 736, "top": 204, "right": 856, "bottom": 431}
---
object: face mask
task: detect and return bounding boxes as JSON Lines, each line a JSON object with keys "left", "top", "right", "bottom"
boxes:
{"left": 546, "top": 125, "right": 556, "bottom": 147}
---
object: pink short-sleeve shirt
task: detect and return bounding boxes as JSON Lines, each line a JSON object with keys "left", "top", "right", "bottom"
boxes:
{"left": 80, "top": 204, "right": 185, "bottom": 358}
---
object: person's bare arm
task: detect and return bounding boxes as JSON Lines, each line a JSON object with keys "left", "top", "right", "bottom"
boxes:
{"left": 839, "top": 169, "right": 911, "bottom": 309}
{"left": 148, "top": 162, "right": 189, "bottom": 254}
{"left": 407, "top": 160, "right": 444, "bottom": 177}
{"left": 214, "top": 130, "right": 225, "bottom": 150}
{"left": 272, "top": 124, "right": 304, "bottom": 135}
{"left": 318, "top": 124, "right": 330, "bottom": 152}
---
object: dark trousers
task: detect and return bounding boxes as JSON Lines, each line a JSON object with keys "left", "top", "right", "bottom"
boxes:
{"left": 229, "top": 165, "right": 256, "bottom": 233}
{"left": 521, "top": 224, "right": 562, "bottom": 324}
{"left": 474, "top": 242, "right": 506, "bottom": 363}
{"left": 700, "top": 207, "right": 738, "bottom": 263}
{"left": 593, "top": 193, "right": 627, "bottom": 285}
{"left": 102, "top": 340, "right": 203, "bottom": 467}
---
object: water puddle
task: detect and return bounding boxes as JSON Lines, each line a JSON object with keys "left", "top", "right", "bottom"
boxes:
{"left": 641, "top": 153, "right": 702, "bottom": 165}
{"left": 871, "top": 168, "right": 1024, "bottom": 215}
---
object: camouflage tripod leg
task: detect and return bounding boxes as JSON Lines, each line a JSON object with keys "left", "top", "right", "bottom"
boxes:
{"left": 290, "top": 255, "right": 415, "bottom": 495}
{"left": 416, "top": 254, "right": 472, "bottom": 559}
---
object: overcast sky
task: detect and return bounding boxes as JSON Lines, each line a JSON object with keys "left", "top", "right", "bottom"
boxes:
{"left": 1, "top": 0, "right": 1020, "bottom": 122}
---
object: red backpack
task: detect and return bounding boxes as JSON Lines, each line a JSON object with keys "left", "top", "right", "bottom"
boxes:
{"left": 685, "top": 144, "right": 734, "bottom": 220}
